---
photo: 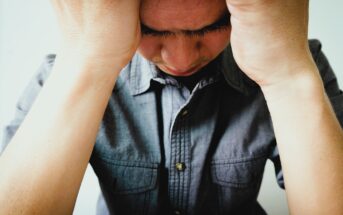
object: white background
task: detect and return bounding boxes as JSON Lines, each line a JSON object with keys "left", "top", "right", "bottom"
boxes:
{"left": 0, "top": 1, "right": 342, "bottom": 214}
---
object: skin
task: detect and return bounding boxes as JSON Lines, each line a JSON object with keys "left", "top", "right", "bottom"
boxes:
{"left": 138, "top": 0, "right": 231, "bottom": 76}
{"left": 0, "top": 0, "right": 342, "bottom": 214}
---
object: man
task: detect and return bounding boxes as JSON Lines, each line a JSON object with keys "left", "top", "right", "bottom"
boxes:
{"left": 0, "top": 0, "right": 342, "bottom": 214}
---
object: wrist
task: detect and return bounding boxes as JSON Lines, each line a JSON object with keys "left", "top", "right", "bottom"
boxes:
{"left": 56, "top": 47, "right": 126, "bottom": 76}
{"left": 261, "top": 68, "right": 325, "bottom": 106}
{"left": 57, "top": 43, "right": 131, "bottom": 72}
{"left": 49, "top": 51, "right": 126, "bottom": 95}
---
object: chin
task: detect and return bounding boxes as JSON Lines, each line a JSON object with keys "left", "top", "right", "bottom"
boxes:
{"left": 157, "top": 64, "right": 206, "bottom": 77}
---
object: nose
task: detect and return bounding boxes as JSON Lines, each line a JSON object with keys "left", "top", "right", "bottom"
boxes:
{"left": 161, "top": 35, "right": 201, "bottom": 72}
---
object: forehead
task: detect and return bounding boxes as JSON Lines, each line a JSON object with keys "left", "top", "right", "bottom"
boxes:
{"left": 140, "top": 0, "right": 227, "bottom": 31}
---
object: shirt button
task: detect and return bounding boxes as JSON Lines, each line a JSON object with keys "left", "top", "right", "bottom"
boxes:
{"left": 175, "top": 162, "right": 186, "bottom": 171}
{"left": 174, "top": 210, "right": 182, "bottom": 215}
{"left": 181, "top": 109, "right": 188, "bottom": 116}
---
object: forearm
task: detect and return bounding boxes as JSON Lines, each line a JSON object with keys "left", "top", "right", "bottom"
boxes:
{"left": 0, "top": 53, "right": 120, "bottom": 214}
{"left": 262, "top": 69, "right": 343, "bottom": 214}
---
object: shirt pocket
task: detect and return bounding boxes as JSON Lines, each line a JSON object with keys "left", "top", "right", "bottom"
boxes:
{"left": 92, "top": 158, "right": 159, "bottom": 215}
{"left": 210, "top": 156, "right": 267, "bottom": 214}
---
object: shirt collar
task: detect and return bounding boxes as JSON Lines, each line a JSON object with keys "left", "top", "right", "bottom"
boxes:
{"left": 128, "top": 45, "right": 258, "bottom": 96}
{"left": 128, "top": 53, "right": 162, "bottom": 96}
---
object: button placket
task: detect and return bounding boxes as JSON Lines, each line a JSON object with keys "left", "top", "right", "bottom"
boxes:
{"left": 169, "top": 107, "right": 191, "bottom": 214}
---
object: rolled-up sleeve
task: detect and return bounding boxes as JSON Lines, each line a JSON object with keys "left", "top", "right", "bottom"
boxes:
{"left": 0, "top": 54, "right": 56, "bottom": 155}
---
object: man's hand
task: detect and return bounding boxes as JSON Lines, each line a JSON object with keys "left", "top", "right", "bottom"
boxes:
{"left": 226, "top": 0, "right": 314, "bottom": 88}
{"left": 226, "top": 1, "right": 343, "bottom": 214}
{"left": 51, "top": 0, "right": 141, "bottom": 69}
{"left": 0, "top": 1, "right": 142, "bottom": 214}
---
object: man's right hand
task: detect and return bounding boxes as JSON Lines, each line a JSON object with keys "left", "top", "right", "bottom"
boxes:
{"left": 51, "top": 0, "right": 141, "bottom": 70}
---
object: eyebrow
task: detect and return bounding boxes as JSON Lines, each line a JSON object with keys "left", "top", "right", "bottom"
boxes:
{"left": 141, "top": 11, "right": 230, "bottom": 37}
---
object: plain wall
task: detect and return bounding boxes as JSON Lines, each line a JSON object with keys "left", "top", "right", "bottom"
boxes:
{"left": 0, "top": 1, "right": 342, "bottom": 214}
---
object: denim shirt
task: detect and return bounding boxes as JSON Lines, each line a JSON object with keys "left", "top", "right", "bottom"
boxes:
{"left": 2, "top": 40, "right": 343, "bottom": 215}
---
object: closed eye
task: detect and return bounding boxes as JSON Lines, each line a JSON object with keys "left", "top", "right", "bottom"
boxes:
{"left": 184, "top": 25, "right": 230, "bottom": 37}
{"left": 141, "top": 11, "right": 230, "bottom": 38}
{"left": 140, "top": 25, "right": 175, "bottom": 37}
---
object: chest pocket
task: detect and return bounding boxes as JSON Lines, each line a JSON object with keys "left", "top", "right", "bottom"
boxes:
{"left": 211, "top": 156, "right": 267, "bottom": 214}
{"left": 91, "top": 157, "right": 159, "bottom": 215}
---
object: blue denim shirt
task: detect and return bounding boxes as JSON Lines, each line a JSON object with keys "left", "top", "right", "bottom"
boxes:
{"left": 2, "top": 40, "right": 343, "bottom": 215}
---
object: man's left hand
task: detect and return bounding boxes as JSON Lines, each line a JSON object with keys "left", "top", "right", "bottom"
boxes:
{"left": 226, "top": 0, "right": 316, "bottom": 88}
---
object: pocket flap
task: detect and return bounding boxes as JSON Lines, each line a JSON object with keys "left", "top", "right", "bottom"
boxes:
{"left": 93, "top": 158, "right": 159, "bottom": 195}
{"left": 211, "top": 157, "right": 265, "bottom": 188}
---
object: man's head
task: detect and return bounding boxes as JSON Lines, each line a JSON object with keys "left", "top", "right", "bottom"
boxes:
{"left": 138, "top": 0, "right": 231, "bottom": 76}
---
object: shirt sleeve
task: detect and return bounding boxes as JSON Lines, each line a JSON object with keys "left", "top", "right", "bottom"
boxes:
{"left": 0, "top": 54, "right": 56, "bottom": 155}
{"left": 313, "top": 41, "right": 343, "bottom": 126}
{"left": 270, "top": 39, "right": 343, "bottom": 189}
